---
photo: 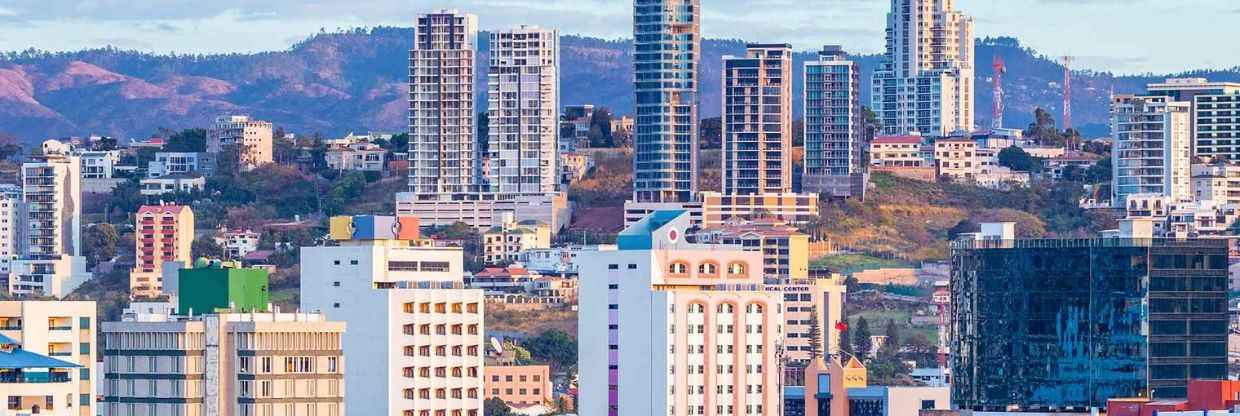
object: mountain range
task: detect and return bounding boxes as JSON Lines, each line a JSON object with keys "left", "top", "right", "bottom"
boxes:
{"left": 2, "top": 28, "right": 1240, "bottom": 143}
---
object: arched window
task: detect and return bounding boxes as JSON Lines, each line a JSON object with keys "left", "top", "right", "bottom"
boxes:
{"left": 668, "top": 261, "right": 689, "bottom": 275}
{"left": 698, "top": 261, "right": 719, "bottom": 277}
{"left": 727, "top": 262, "right": 748, "bottom": 277}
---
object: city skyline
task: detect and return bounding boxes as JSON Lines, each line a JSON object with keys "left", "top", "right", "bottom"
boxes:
{"left": 0, "top": 0, "right": 1238, "bottom": 74}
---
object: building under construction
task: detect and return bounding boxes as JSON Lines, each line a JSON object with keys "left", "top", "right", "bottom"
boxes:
{"left": 950, "top": 223, "right": 1228, "bottom": 411}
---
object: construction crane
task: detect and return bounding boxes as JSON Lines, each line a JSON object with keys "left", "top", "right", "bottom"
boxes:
{"left": 1062, "top": 56, "right": 1072, "bottom": 145}
{"left": 992, "top": 55, "right": 1006, "bottom": 130}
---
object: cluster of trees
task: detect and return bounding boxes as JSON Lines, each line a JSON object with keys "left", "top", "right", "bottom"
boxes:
{"left": 837, "top": 316, "right": 938, "bottom": 385}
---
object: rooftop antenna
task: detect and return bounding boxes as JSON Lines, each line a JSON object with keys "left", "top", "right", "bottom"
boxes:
{"left": 1062, "top": 56, "right": 1073, "bottom": 148}
{"left": 992, "top": 55, "right": 1006, "bottom": 130}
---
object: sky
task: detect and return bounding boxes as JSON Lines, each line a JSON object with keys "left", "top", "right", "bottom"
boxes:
{"left": 0, "top": 0, "right": 1236, "bottom": 74}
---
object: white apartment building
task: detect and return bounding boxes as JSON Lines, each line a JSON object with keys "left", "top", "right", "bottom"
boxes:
{"left": 1192, "top": 160, "right": 1240, "bottom": 205}
{"left": 632, "top": 0, "right": 700, "bottom": 203}
{"left": 74, "top": 149, "right": 119, "bottom": 179}
{"left": 0, "top": 185, "right": 22, "bottom": 277}
{"left": 933, "top": 137, "right": 979, "bottom": 179}
{"left": 208, "top": 115, "right": 273, "bottom": 171}
{"left": 395, "top": 192, "right": 571, "bottom": 232}
{"left": 1111, "top": 95, "right": 1193, "bottom": 206}
{"left": 139, "top": 174, "right": 206, "bottom": 196}
{"left": 9, "top": 141, "right": 90, "bottom": 297}
{"left": 872, "top": 0, "right": 975, "bottom": 136}
{"left": 578, "top": 210, "right": 784, "bottom": 416}
{"left": 487, "top": 25, "right": 559, "bottom": 196}
{"left": 325, "top": 141, "right": 387, "bottom": 172}
{"left": 482, "top": 214, "right": 551, "bottom": 265}
{"left": 409, "top": 10, "right": 480, "bottom": 196}
{"left": 0, "top": 300, "right": 96, "bottom": 416}
{"left": 148, "top": 152, "right": 212, "bottom": 178}
{"left": 101, "top": 312, "right": 345, "bottom": 416}
{"left": 802, "top": 45, "right": 866, "bottom": 199}
{"left": 722, "top": 43, "right": 792, "bottom": 196}
{"left": 301, "top": 219, "right": 484, "bottom": 416}
{"left": 1146, "top": 78, "right": 1240, "bottom": 160}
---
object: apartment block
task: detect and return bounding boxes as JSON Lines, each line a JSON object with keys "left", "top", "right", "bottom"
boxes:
{"left": 325, "top": 141, "right": 387, "bottom": 172}
{"left": 0, "top": 300, "right": 96, "bottom": 416}
{"left": 632, "top": 0, "right": 700, "bottom": 203}
{"left": 487, "top": 25, "right": 559, "bottom": 196}
{"left": 101, "top": 312, "right": 345, "bottom": 416}
{"left": 803, "top": 45, "right": 866, "bottom": 199}
{"left": 482, "top": 214, "right": 551, "bottom": 265}
{"left": 74, "top": 149, "right": 119, "bottom": 180}
{"left": 148, "top": 151, "right": 214, "bottom": 178}
{"left": 409, "top": 10, "right": 480, "bottom": 196}
{"left": 1111, "top": 95, "right": 1193, "bottom": 205}
{"left": 483, "top": 364, "right": 552, "bottom": 408}
{"left": 769, "top": 270, "right": 847, "bottom": 364}
{"left": 933, "top": 136, "right": 978, "bottom": 180}
{"left": 696, "top": 219, "right": 810, "bottom": 280}
{"left": 951, "top": 223, "right": 1228, "bottom": 407}
{"left": 9, "top": 140, "right": 90, "bottom": 297}
{"left": 872, "top": 0, "right": 975, "bottom": 136}
{"left": 560, "top": 104, "right": 594, "bottom": 151}
{"left": 395, "top": 192, "right": 571, "bottom": 232}
{"left": 302, "top": 215, "right": 485, "bottom": 416}
{"left": 130, "top": 205, "right": 194, "bottom": 299}
{"left": 722, "top": 43, "right": 792, "bottom": 195}
{"left": 1191, "top": 159, "right": 1240, "bottom": 205}
{"left": 0, "top": 185, "right": 22, "bottom": 277}
{"left": 208, "top": 115, "right": 273, "bottom": 171}
{"left": 578, "top": 210, "right": 784, "bottom": 416}
{"left": 700, "top": 192, "right": 819, "bottom": 229}
{"left": 1147, "top": 78, "right": 1240, "bottom": 160}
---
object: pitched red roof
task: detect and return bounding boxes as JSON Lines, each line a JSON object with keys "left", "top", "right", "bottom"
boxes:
{"left": 872, "top": 135, "right": 923, "bottom": 145}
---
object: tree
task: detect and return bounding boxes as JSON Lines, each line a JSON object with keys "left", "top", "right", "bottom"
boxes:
{"left": 861, "top": 106, "right": 882, "bottom": 143}
{"left": 997, "top": 146, "right": 1040, "bottom": 172}
{"left": 1023, "top": 108, "right": 1065, "bottom": 146}
{"left": 1084, "top": 156, "right": 1111, "bottom": 184}
{"left": 807, "top": 308, "right": 822, "bottom": 359}
{"left": 524, "top": 329, "right": 577, "bottom": 372}
{"left": 903, "top": 332, "right": 938, "bottom": 368}
{"left": 947, "top": 219, "right": 978, "bottom": 240}
{"left": 508, "top": 344, "right": 533, "bottom": 364}
{"left": 83, "top": 224, "right": 119, "bottom": 268}
{"left": 484, "top": 397, "right": 514, "bottom": 416}
{"left": 590, "top": 107, "right": 614, "bottom": 146}
{"left": 881, "top": 319, "right": 901, "bottom": 354}
{"left": 852, "top": 316, "right": 872, "bottom": 361}
{"left": 165, "top": 128, "right": 207, "bottom": 153}
{"left": 192, "top": 236, "right": 224, "bottom": 259}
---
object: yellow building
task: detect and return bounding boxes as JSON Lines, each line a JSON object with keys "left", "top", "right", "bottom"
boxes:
{"left": 0, "top": 301, "right": 96, "bottom": 416}
{"left": 483, "top": 214, "right": 552, "bottom": 265}
{"left": 701, "top": 218, "right": 809, "bottom": 279}
{"left": 843, "top": 356, "right": 868, "bottom": 388}
{"left": 699, "top": 191, "right": 819, "bottom": 228}
{"left": 130, "top": 205, "right": 194, "bottom": 299}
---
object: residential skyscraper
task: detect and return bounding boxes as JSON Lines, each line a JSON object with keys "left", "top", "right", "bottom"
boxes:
{"left": 0, "top": 300, "right": 96, "bottom": 416}
{"left": 872, "top": 0, "right": 975, "bottom": 136}
{"left": 207, "top": 115, "right": 273, "bottom": 171}
{"left": 951, "top": 223, "right": 1228, "bottom": 407}
{"left": 0, "top": 184, "right": 23, "bottom": 277}
{"left": 578, "top": 210, "right": 784, "bottom": 416}
{"left": 803, "top": 45, "right": 866, "bottom": 199}
{"left": 632, "top": 0, "right": 700, "bottom": 203}
{"left": 1111, "top": 95, "right": 1193, "bottom": 206}
{"left": 302, "top": 215, "right": 484, "bottom": 416}
{"left": 130, "top": 205, "right": 194, "bottom": 299}
{"left": 410, "top": 10, "right": 481, "bottom": 197}
{"left": 722, "top": 43, "right": 792, "bottom": 195}
{"left": 1146, "top": 78, "right": 1240, "bottom": 161}
{"left": 9, "top": 140, "right": 90, "bottom": 297}
{"left": 487, "top": 25, "right": 560, "bottom": 196}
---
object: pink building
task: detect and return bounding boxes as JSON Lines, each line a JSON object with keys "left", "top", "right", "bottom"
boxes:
{"left": 578, "top": 210, "right": 785, "bottom": 416}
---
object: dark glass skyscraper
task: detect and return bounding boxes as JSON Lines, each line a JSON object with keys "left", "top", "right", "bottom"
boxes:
{"left": 632, "top": 0, "right": 699, "bottom": 203}
{"left": 951, "top": 237, "right": 1228, "bottom": 410}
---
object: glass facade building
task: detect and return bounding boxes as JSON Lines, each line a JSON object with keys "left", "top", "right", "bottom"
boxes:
{"left": 632, "top": 0, "right": 699, "bottom": 203}
{"left": 951, "top": 238, "right": 1228, "bottom": 410}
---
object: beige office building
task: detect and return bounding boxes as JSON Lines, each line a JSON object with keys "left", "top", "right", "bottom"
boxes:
{"left": 722, "top": 44, "right": 793, "bottom": 195}
{"left": 0, "top": 300, "right": 97, "bottom": 416}
{"left": 208, "top": 115, "right": 273, "bottom": 172}
{"left": 101, "top": 312, "right": 345, "bottom": 416}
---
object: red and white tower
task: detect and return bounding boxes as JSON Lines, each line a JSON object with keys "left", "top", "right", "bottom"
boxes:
{"left": 992, "top": 55, "right": 1006, "bottom": 130}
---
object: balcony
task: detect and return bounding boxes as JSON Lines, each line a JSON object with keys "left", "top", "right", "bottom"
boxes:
{"left": 0, "top": 370, "right": 71, "bottom": 384}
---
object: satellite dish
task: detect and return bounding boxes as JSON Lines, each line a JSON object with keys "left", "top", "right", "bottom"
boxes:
{"left": 490, "top": 337, "right": 504, "bottom": 355}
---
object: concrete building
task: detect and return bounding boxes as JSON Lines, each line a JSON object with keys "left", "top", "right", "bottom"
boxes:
{"left": 0, "top": 300, "right": 96, "bottom": 416}
{"left": 847, "top": 386, "right": 950, "bottom": 416}
{"left": 410, "top": 10, "right": 480, "bottom": 196}
{"left": 578, "top": 210, "right": 784, "bottom": 416}
{"left": 870, "top": 135, "right": 936, "bottom": 181}
{"left": 148, "top": 151, "right": 213, "bottom": 178}
{"left": 560, "top": 104, "right": 594, "bottom": 151}
{"left": 139, "top": 174, "right": 206, "bottom": 196}
{"left": 632, "top": 0, "right": 700, "bottom": 203}
{"left": 0, "top": 185, "right": 22, "bottom": 277}
{"left": 722, "top": 43, "right": 793, "bottom": 196}
{"left": 484, "top": 364, "right": 552, "bottom": 408}
{"left": 768, "top": 270, "right": 847, "bottom": 364}
{"left": 482, "top": 214, "right": 551, "bottom": 265}
{"left": 208, "top": 115, "right": 273, "bottom": 171}
{"left": 1147, "top": 78, "right": 1240, "bottom": 160}
{"left": 872, "top": 0, "right": 975, "bottom": 136}
{"left": 9, "top": 141, "right": 90, "bottom": 297}
{"left": 803, "top": 45, "right": 866, "bottom": 199}
{"left": 697, "top": 219, "right": 810, "bottom": 280}
{"left": 215, "top": 229, "right": 260, "bottom": 260}
{"left": 1111, "top": 95, "right": 1193, "bottom": 206}
{"left": 325, "top": 141, "right": 387, "bottom": 172}
{"left": 130, "top": 205, "right": 194, "bottom": 299}
{"left": 101, "top": 309, "right": 344, "bottom": 416}
{"left": 559, "top": 151, "right": 593, "bottom": 184}
{"left": 74, "top": 149, "right": 119, "bottom": 179}
{"left": 301, "top": 215, "right": 485, "bottom": 416}
{"left": 951, "top": 223, "right": 1228, "bottom": 407}
{"left": 395, "top": 192, "right": 571, "bottom": 232}
{"left": 933, "top": 136, "right": 979, "bottom": 180}
{"left": 700, "top": 192, "right": 819, "bottom": 229}
{"left": 487, "top": 25, "right": 559, "bottom": 196}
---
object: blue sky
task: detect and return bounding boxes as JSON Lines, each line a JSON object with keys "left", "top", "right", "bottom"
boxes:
{"left": 0, "top": 0, "right": 1235, "bottom": 74}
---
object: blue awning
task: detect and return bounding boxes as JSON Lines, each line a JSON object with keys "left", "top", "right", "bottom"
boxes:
{"left": 0, "top": 348, "right": 82, "bottom": 369}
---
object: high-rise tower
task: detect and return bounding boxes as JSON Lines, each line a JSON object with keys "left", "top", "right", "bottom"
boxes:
{"left": 872, "top": 0, "right": 974, "bottom": 136}
{"left": 722, "top": 44, "right": 792, "bottom": 195}
{"left": 409, "top": 10, "right": 480, "bottom": 197}
{"left": 487, "top": 25, "right": 560, "bottom": 196}
{"left": 803, "top": 45, "right": 866, "bottom": 199}
{"left": 632, "top": 0, "right": 700, "bottom": 203}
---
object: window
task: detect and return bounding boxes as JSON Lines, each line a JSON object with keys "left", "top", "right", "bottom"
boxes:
{"left": 668, "top": 261, "right": 689, "bottom": 275}
{"left": 389, "top": 261, "right": 418, "bottom": 271}
{"left": 79, "top": 317, "right": 91, "bottom": 330}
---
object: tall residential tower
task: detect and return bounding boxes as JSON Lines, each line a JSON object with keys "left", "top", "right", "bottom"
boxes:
{"left": 803, "top": 45, "right": 866, "bottom": 199}
{"left": 632, "top": 0, "right": 701, "bottom": 203}
{"left": 722, "top": 44, "right": 793, "bottom": 195}
{"left": 487, "top": 25, "right": 560, "bottom": 196}
{"left": 8, "top": 140, "right": 90, "bottom": 297}
{"left": 872, "top": 0, "right": 975, "bottom": 136}
{"left": 410, "top": 10, "right": 480, "bottom": 197}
